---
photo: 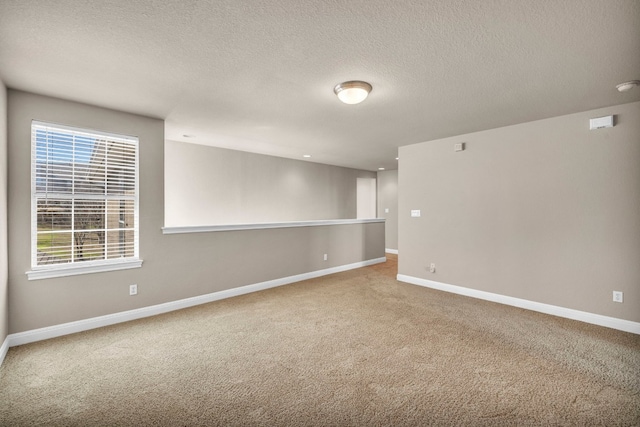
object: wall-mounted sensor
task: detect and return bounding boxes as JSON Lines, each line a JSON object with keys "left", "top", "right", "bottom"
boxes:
{"left": 454, "top": 143, "right": 465, "bottom": 152}
{"left": 589, "top": 116, "right": 614, "bottom": 130}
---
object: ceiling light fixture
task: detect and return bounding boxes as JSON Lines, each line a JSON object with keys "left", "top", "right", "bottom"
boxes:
{"left": 334, "top": 81, "right": 372, "bottom": 105}
{"left": 616, "top": 80, "right": 640, "bottom": 93}
{"left": 303, "top": 154, "right": 312, "bottom": 158}
{"left": 378, "top": 167, "right": 385, "bottom": 170}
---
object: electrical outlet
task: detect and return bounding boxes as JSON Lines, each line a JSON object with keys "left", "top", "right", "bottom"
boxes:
{"left": 429, "top": 263, "right": 436, "bottom": 273}
{"left": 323, "top": 254, "right": 328, "bottom": 261}
{"left": 613, "top": 291, "right": 623, "bottom": 303}
{"left": 130, "top": 284, "right": 138, "bottom": 296}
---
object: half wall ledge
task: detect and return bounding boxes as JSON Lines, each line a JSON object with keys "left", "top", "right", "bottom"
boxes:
{"left": 162, "top": 218, "right": 385, "bottom": 234}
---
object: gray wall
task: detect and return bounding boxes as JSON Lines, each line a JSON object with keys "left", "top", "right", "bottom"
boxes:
{"left": 0, "top": 80, "right": 7, "bottom": 344}
{"left": 165, "top": 141, "right": 376, "bottom": 226}
{"left": 399, "top": 102, "right": 640, "bottom": 323}
{"left": 7, "top": 90, "right": 385, "bottom": 334}
{"left": 377, "top": 170, "right": 398, "bottom": 251}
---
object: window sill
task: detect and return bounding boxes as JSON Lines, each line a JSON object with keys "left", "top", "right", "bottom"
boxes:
{"left": 26, "top": 259, "right": 143, "bottom": 281}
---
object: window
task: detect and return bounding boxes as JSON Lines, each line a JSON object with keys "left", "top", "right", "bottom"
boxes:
{"left": 28, "top": 121, "right": 141, "bottom": 280}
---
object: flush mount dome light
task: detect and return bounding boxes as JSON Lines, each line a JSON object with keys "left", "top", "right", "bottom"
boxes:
{"left": 334, "top": 81, "right": 372, "bottom": 104}
{"left": 616, "top": 80, "right": 640, "bottom": 92}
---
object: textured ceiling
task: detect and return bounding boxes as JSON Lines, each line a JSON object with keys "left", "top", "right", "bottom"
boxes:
{"left": 1, "top": 0, "right": 639, "bottom": 171}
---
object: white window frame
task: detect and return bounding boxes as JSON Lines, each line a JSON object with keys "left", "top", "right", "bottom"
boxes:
{"left": 27, "top": 121, "right": 142, "bottom": 280}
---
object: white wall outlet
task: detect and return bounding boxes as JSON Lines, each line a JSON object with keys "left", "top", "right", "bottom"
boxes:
{"left": 429, "top": 263, "right": 436, "bottom": 273}
{"left": 385, "top": 208, "right": 389, "bottom": 213}
{"left": 411, "top": 210, "right": 421, "bottom": 217}
{"left": 323, "top": 254, "right": 328, "bottom": 261}
{"left": 130, "top": 284, "right": 138, "bottom": 296}
{"left": 454, "top": 142, "right": 465, "bottom": 152}
{"left": 613, "top": 291, "right": 623, "bottom": 303}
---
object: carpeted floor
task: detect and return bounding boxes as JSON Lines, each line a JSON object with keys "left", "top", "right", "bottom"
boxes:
{"left": 1, "top": 255, "right": 639, "bottom": 426}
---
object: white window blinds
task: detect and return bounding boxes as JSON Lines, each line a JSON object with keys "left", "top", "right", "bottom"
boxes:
{"left": 31, "top": 121, "right": 139, "bottom": 270}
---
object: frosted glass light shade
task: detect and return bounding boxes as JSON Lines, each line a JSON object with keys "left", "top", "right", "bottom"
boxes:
{"left": 616, "top": 80, "right": 640, "bottom": 93}
{"left": 334, "top": 81, "right": 372, "bottom": 104}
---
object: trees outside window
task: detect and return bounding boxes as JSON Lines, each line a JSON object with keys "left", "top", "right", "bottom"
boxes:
{"left": 32, "top": 122, "right": 138, "bottom": 269}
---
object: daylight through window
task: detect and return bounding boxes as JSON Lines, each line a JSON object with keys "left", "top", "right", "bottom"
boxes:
{"left": 31, "top": 121, "right": 139, "bottom": 271}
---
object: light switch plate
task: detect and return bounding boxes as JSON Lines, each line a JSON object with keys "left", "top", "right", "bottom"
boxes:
{"left": 411, "top": 210, "right": 421, "bottom": 217}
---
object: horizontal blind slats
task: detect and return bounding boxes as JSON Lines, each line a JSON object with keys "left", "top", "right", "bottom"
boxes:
{"left": 32, "top": 122, "right": 139, "bottom": 268}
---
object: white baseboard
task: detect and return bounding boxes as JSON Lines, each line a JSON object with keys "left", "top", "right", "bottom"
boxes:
{"left": 5, "top": 257, "right": 387, "bottom": 350}
{"left": 385, "top": 248, "right": 398, "bottom": 254}
{"left": 0, "top": 335, "right": 9, "bottom": 366}
{"left": 397, "top": 274, "right": 640, "bottom": 335}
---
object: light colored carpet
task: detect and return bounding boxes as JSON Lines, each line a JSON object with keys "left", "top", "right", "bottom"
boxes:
{"left": 1, "top": 255, "right": 639, "bottom": 426}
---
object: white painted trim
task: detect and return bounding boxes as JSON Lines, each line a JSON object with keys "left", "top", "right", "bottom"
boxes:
{"left": 397, "top": 274, "right": 640, "bottom": 335}
{"left": 7, "top": 257, "right": 387, "bottom": 348}
{"left": 162, "top": 218, "right": 385, "bottom": 234}
{"left": 26, "top": 259, "right": 143, "bottom": 280}
{"left": 30, "top": 121, "right": 141, "bottom": 278}
{"left": 0, "top": 336, "right": 9, "bottom": 367}
{"left": 385, "top": 248, "right": 398, "bottom": 254}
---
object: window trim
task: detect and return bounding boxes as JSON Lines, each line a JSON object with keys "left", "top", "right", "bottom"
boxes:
{"left": 27, "top": 259, "right": 143, "bottom": 280}
{"left": 28, "top": 120, "right": 142, "bottom": 279}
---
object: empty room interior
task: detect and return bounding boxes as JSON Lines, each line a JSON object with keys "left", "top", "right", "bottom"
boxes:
{"left": 1, "top": 1, "right": 639, "bottom": 425}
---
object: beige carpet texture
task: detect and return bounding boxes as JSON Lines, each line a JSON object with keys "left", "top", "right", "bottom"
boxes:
{"left": 1, "top": 255, "right": 639, "bottom": 426}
